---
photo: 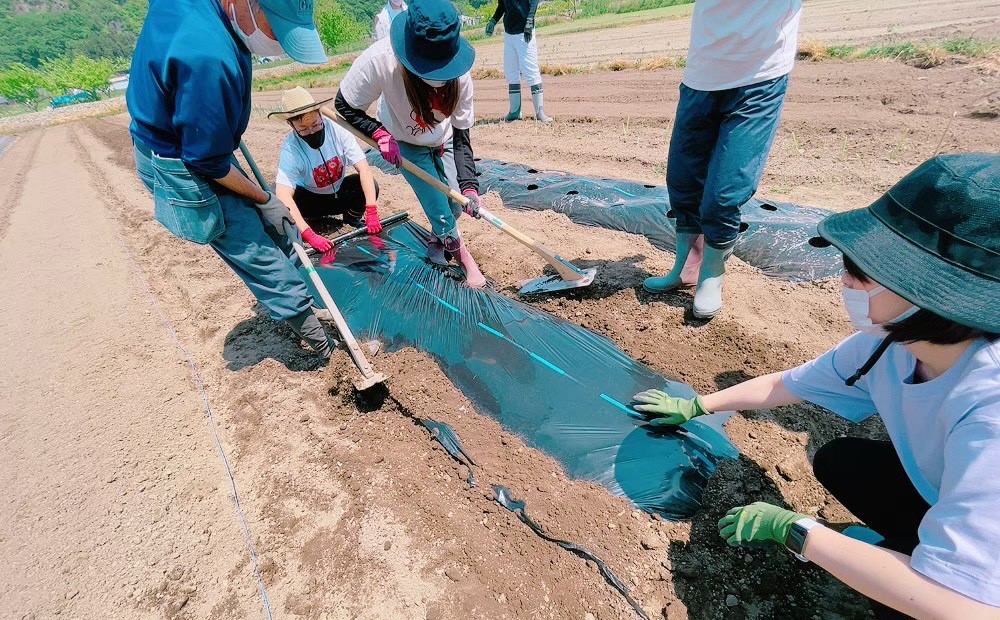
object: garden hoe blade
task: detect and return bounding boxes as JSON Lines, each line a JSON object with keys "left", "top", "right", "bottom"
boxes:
{"left": 518, "top": 264, "right": 598, "bottom": 296}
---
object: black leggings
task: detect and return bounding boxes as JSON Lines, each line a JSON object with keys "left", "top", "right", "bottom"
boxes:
{"left": 813, "top": 437, "right": 931, "bottom": 620}
{"left": 293, "top": 175, "right": 379, "bottom": 225}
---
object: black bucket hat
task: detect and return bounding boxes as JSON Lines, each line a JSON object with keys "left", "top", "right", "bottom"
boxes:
{"left": 817, "top": 153, "right": 999, "bottom": 333}
{"left": 390, "top": 0, "right": 475, "bottom": 81}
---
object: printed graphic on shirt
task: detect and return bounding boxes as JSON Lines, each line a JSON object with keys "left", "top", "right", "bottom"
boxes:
{"left": 406, "top": 88, "right": 449, "bottom": 136}
{"left": 311, "top": 156, "right": 344, "bottom": 188}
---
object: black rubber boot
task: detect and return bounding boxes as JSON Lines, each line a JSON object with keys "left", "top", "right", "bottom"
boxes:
{"left": 285, "top": 310, "right": 334, "bottom": 359}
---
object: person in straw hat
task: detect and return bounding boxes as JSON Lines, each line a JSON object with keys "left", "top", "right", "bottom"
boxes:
{"left": 632, "top": 153, "right": 1000, "bottom": 618}
{"left": 335, "top": 0, "right": 487, "bottom": 288}
{"left": 269, "top": 87, "right": 382, "bottom": 254}
{"left": 127, "top": 0, "right": 338, "bottom": 359}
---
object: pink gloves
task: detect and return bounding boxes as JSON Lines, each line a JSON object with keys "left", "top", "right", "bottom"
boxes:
{"left": 372, "top": 128, "right": 401, "bottom": 167}
{"left": 364, "top": 205, "right": 382, "bottom": 234}
{"left": 301, "top": 227, "right": 332, "bottom": 253}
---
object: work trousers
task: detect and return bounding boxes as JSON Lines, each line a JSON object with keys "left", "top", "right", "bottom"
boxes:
{"left": 666, "top": 74, "right": 788, "bottom": 248}
{"left": 503, "top": 31, "right": 542, "bottom": 86}
{"left": 397, "top": 140, "right": 463, "bottom": 244}
{"left": 293, "top": 174, "right": 380, "bottom": 225}
{"left": 133, "top": 143, "right": 313, "bottom": 322}
{"left": 813, "top": 437, "right": 931, "bottom": 620}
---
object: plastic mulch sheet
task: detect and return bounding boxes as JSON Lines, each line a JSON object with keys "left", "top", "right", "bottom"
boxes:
{"left": 366, "top": 152, "right": 842, "bottom": 281}
{"left": 302, "top": 220, "right": 738, "bottom": 519}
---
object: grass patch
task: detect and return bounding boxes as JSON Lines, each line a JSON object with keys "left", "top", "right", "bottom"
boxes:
{"left": 798, "top": 37, "right": 1000, "bottom": 69}
{"left": 578, "top": 0, "right": 692, "bottom": 17}
{"left": 474, "top": 55, "right": 685, "bottom": 79}
{"left": 253, "top": 61, "right": 353, "bottom": 91}
{"left": 941, "top": 36, "right": 1000, "bottom": 56}
{"left": 468, "top": 4, "right": 694, "bottom": 42}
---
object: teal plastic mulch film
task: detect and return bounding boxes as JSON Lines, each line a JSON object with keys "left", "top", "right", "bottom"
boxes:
{"left": 303, "top": 220, "right": 738, "bottom": 519}
{"left": 367, "top": 152, "right": 842, "bottom": 281}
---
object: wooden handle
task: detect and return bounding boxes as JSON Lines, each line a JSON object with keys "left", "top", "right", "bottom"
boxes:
{"left": 320, "top": 107, "right": 588, "bottom": 282}
{"left": 237, "top": 140, "right": 380, "bottom": 378}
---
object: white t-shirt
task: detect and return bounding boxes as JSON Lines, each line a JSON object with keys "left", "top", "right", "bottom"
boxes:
{"left": 339, "top": 38, "right": 474, "bottom": 148}
{"left": 275, "top": 116, "right": 365, "bottom": 194}
{"left": 373, "top": 1, "right": 406, "bottom": 41}
{"left": 683, "top": 0, "right": 802, "bottom": 91}
{"left": 783, "top": 333, "right": 1000, "bottom": 606}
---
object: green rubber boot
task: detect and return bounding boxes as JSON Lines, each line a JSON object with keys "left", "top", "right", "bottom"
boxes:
{"left": 530, "top": 83, "right": 553, "bottom": 123}
{"left": 643, "top": 233, "right": 704, "bottom": 293}
{"left": 505, "top": 83, "right": 522, "bottom": 122}
{"left": 692, "top": 243, "right": 735, "bottom": 319}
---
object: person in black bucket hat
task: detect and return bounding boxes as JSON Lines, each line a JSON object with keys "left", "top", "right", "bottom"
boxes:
{"left": 632, "top": 153, "right": 1000, "bottom": 618}
{"left": 335, "top": 0, "right": 488, "bottom": 288}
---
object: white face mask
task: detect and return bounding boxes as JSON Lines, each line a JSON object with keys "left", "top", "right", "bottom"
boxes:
{"left": 227, "top": 0, "right": 284, "bottom": 57}
{"left": 841, "top": 285, "right": 918, "bottom": 336}
{"left": 422, "top": 78, "right": 447, "bottom": 88}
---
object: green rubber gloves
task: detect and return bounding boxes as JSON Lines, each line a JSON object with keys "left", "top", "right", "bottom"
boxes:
{"left": 718, "top": 502, "right": 808, "bottom": 546}
{"left": 631, "top": 390, "right": 709, "bottom": 426}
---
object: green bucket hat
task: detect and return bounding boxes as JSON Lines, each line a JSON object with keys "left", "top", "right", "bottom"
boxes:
{"left": 817, "top": 153, "right": 1000, "bottom": 333}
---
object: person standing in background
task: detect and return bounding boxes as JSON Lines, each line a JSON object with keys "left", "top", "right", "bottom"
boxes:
{"left": 484, "top": 0, "right": 552, "bottom": 123}
{"left": 373, "top": 0, "right": 407, "bottom": 41}
{"left": 644, "top": 0, "right": 802, "bottom": 319}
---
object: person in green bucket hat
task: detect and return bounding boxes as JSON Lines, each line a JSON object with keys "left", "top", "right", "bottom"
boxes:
{"left": 632, "top": 153, "right": 1000, "bottom": 618}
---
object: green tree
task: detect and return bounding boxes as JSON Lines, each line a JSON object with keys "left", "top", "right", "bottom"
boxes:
{"left": 42, "top": 55, "right": 115, "bottom": 99}
{"left": 0, "top": 63, "right": 47, "bottom": 110}
{"left": 315, "top": 0, "right": 370, "bottom": 51}
{"left": 120, "top": 0, "right": 149, "bottom": 32}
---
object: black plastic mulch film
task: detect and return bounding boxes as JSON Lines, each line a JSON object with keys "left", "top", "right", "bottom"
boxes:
{"left": 366, "top": 151, "right": 843, "bottom": 281}
{"left": 303, "top": 220, "right": 738, "bottom": 519}
{"left": 306, "top": 217, "right": 744, "bottom": 618}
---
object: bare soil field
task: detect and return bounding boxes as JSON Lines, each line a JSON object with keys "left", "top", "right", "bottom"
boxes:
{"left": 473, "top": 0, "right": 1000, "bottom": 68}
{"left": 2, "top": 3, "right": 999, "bottom": 619}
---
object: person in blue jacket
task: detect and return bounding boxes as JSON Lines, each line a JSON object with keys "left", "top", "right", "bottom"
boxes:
{"left": 127, "top": 0, "right": 336, "bottom": 358}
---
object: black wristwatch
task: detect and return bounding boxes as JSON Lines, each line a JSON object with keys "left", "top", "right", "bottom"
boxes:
{"left": 785, "top": 518, "right": 821, "bottom": 562}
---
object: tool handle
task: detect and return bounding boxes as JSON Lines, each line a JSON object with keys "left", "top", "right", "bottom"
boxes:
{"left": 237, "top": 140, "right": 378, "bottom": 377}
{"left": 284, "top": 223, "right": 378, "bottom": 377}
{"left": 320, "top": 107, "right": 586, "bottom": 282}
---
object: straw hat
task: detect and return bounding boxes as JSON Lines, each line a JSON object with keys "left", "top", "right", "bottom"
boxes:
{"left": 267, "top": 86, "right": 333, "bottom": 120}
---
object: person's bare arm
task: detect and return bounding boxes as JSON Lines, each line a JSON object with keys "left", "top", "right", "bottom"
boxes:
{"left": 274, "top": 183, "right": 309, "bottom": 232}
{"left": 354, "top": 160, "right": 378, "bottom": 206}
{"left": 803, "top": 527, "right": 1000, "bottom": 620}
{"left": 213, "top": 163, "right": 270, "bottom": 203}
{"left": 699, "top": 371, "right": 802, "bottom": 412}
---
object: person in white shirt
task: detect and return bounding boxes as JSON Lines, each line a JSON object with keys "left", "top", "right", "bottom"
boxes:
{"left": 633, "top": 154, "right": 1000, "bottom": 620}
{"left": 483, "top": 0, "right": 552, "bottom": 123}
{"left": 644, "top": 0, "right": 803, "bottom": 319}
{"left": 336, "top": 0, "right": 487, "bottom": 288}
{"left": 268, "top": 87, "right": 381, "bottom": 256}
{"left": 373, "top": 0, "right": 406, "bottom": 41}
